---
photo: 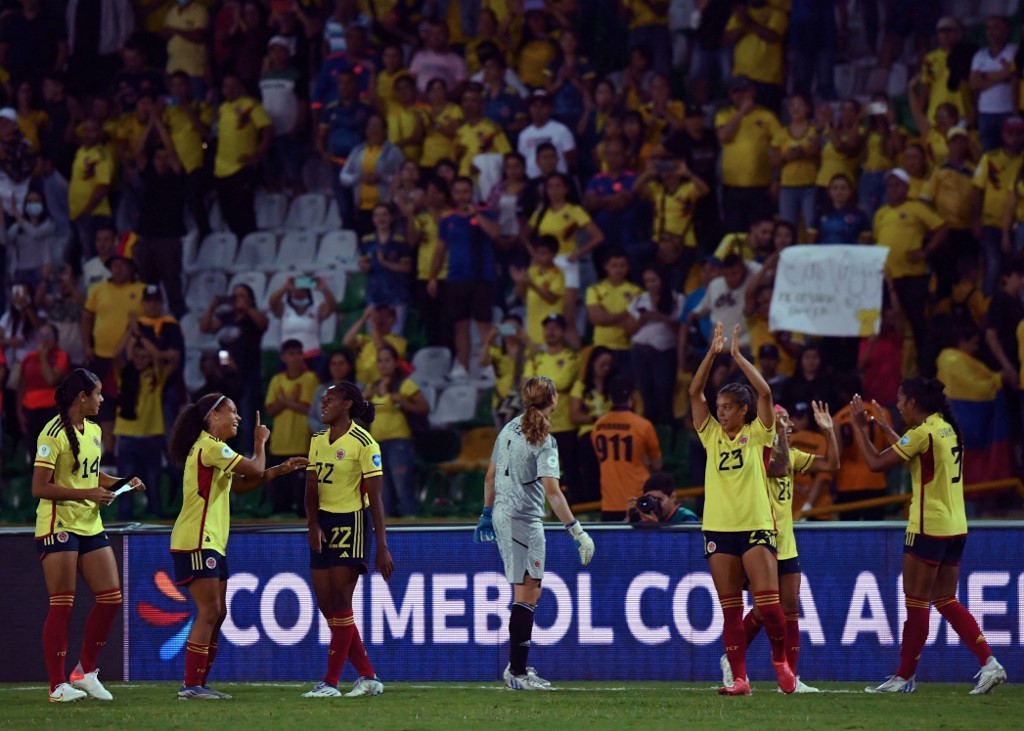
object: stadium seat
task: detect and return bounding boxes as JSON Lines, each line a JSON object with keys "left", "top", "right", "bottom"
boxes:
{"left": 338, "top": 271, "right": 367, "bottom": 311}
{"left": 319, "top": 313, "right": 338, "bottom": 345}
{"left": 418, "top": 385, "right": 438, "bottom": 413}
{"left": 315, "top": 230, "right": 360, "bottom": 271}
{"left": 208, "top": 200, "right": 229, "bottom": 232}
{"left": 410, "top": 346, "right": 452, "bottom": 388}
{"left": 429, "top": 384, "right": 478, "bottom": 427}
{"left": 439, "top": 427, "right": 496, "bottom": 474}
{"left": 187, "top": 232, "right": 237, "bottom": 274}
{"left": 232, "top": 231, "right": 278, "bottom": 273}
{"left": 262, "top": 315, "right": 282, "bottom": 351}
{"left": 255, "top": 191, "right": 287, "bottom": 231}
{"left": 317, "top": 267, "right": 347, "bottom": 306}
{"left": 302, "top": 156, "right": 335, "bottom": 194}
{"left": 283, "top": 193, "right": 328, "bottom": 230}
{"left": 263, "top": 270, "right": 291, "bottom": 307}
{"left": 181, "top": 230, "right": 199, "bottom": 271}
{"left": 179, "top": 312, "right": 218, "bottom": 351}
{"left": 320, "top": 198, "right": 341, "bottom": 231}
{"left": 227, "top": 271, "right": 267, "bottom": 305}
{"left": 273, "top": 231, "right": 320, "bottom": 270}
{"left": 183, "top": 349, "right": 205, "bottom": 393}
{"left": 184, "top": 270, "right": 228, "bottom": 306}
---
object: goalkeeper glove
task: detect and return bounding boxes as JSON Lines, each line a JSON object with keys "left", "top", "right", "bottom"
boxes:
{"left": 473, "top": 507, "right": 496, "bottom": 542}
{"left": 566, "top": 520, "right": 594, "bottom": 565}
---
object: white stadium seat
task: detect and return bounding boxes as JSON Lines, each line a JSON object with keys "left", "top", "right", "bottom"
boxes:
{"left": 255, "top": 192, "right": 287, "bottom": 231}
{"left": 227, "top": 271, "right": 267, "bottom": 305}
{"left": 187, "top": 232, "right": 237, "bottom": 274}
{"left": 283, "top": 193, "right": 328, "bottom": 231}
{"left": 185, "top": 270, "right": 228, "bottom": 308}
{"left": 429, "top": 384, "right": 478, "bottom": 427}
{"left": 232, "top": 231, "right": 278, "bottom": 273}
{"left": 273, "top": 231, "right": 320, "bottom": 270}
{"left": 179, "top": 312, "right": 218, "bottom": 351}
{"left": 315, "top": 230, "right": 360, "bottom": 271}
{"left": 410, "top": 346, "right": 453, "bottom": 388}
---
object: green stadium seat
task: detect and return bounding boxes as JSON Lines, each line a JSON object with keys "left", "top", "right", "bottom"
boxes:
{"left": 339, "top": 272, "right": 367, "bottom": 312}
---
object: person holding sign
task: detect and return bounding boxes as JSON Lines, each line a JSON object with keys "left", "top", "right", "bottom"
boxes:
{"left": 32, "top": 369, "right": 145, "bottom": 703}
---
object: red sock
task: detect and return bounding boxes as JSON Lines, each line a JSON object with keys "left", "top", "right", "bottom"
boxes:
{"left": 348, "top": 626, "right": 375, "bottom": 678}
{"left": 896, "top": 595, "right": 930, "bottom": 678}
{"left": 934, "top": 597, "right": 992, "bottom": 666}
{"left": 325, "top": 610, "right": 356, "bottom": 687}
{"left": 206, "top": 641, "right": 219, "bottom": 677}
{"left": 79, "top": 588, "right": 121, "bottom": 673}
{"left": 184, "top": 642, "right": 210, "bottom": 687}
{"left": 785, "top": 613, "right": 800, "bottom": 675}
{"left": 719, "top": 593, "right": 747, "bottom": 682}
{"left": 742, "top": 610, "right": 764, "bottom": 647}
{"left": 43, "top": 593, "right": 75, "bottom": 692}
{"left": 753, "top": 591, "right": 787, "bottom": 664}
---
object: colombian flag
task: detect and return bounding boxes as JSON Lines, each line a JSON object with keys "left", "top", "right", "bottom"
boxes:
{"left": 936, "top": 348, "right": 1012, "bottom": 484}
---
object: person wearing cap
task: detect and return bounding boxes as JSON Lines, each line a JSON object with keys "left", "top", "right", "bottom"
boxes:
{"left": 715, "top": 75, "right": 780, "bottom": 233}
{"left": 163, "top": 0, "right": 210, "bottom": 100}
{"left": 917, "top": 17, "right": 973, "bottom": 127}
{"left": 873, "top": 167, "right": 948, "bottom": 375}
{"left": 974, "top": 116, "right": 1024, "bottom": 295}
{"left": 517, "top": 89, "right": 577, "bottom": 179}
{"left": 260, "top": 34, "right": 307, "bottom": 195}
{"left": 723, "top": 1, "right": 788, "bottom": 113}
{"left": 970, "top": 15, "right": 1017, "bottom": 152}
{"left": 408, "top": 20, "right": 467, "bottom": 95}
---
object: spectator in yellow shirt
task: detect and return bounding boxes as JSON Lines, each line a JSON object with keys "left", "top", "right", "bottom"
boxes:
{"left": 770, "top": 93, "right": 820, "bottom": 231}
{"left": 920, "top": 127, "right": 976, "bottom": 299}
{"left": 68, "top": 118, "right": 114, "bottom": 260}
{"left": 164, "top": 70, "right": 212, "bottom": 237}
{"left": 917, "top": 17, "right": 974, "bottom": 126}
{"left": 162, "top": 0, "right": 210, "bottom": 98}
{"left": 973, "top": 116, "right": 1024, "bottom": 295}
{"left": 511, "top": 235, "right": 565, "bottom": 344}
{"left": 585, "top": 249, "right": 643, "bottom": 369}
{"left": 723, "top": 1, "right": 788, "bottom": 112}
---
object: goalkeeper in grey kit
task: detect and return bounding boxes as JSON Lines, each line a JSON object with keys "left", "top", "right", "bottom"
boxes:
{"left": 474, "top": 376, "right": 595, "bottom": 690}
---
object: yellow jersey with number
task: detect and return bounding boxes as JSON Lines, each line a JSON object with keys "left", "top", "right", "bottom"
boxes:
{"left": 170, "top": 431, "right": 242, "bottom": 555}
{"left": 893, "top": 413, "right": 967, "bottom": 537}
{"left": 307, "top": 423, "right": 382, "bottom": 514}
{"left": 697, "top": 414, "right": 776, "bottom": 532}
{"left": 768, "top": 447, "right": 815, "bottom": 561}
{"left": 34, "top": 416, "right": 104, "bottom": 538}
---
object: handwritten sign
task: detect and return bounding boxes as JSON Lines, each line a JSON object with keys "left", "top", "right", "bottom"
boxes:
{"left": 769, "top": 245, "right": 888, "bottom": 337}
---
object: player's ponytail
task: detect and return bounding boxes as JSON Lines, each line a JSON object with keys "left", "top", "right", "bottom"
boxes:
{"left": 54, "top": 369, "right": 100, "bottom": 471}
{"left": 335, "top": 381, "right": 376, "bottom": 424}
{"left": 169, "top": 393, "right": 225, "bottom": 468}
{"left": 521, "top": 376, "right": 557, "bottom": 445}
{"left": 899, "top": 377, "right": 963, "bottom": 449}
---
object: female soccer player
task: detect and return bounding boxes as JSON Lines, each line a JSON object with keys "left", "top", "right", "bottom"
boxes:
{"left": 473, "top": 376, "right": 595, "bottom": 690}
{"left": 722, "top": 402, "right": 839, "bottom": 693}
{"left": 169, "top": 394, "right": 307, "bottom": 700}
{"left": 33, "top": 368, "right": 144, "bottom": 703}
{"left": 302, "top": 382, "right": 393, "bottom": 698}
{"left": 851, "top": 378, "right": 1008, "bottom": 694}
{"left": 689, "top": 323, "right": 794, "bottom": 696}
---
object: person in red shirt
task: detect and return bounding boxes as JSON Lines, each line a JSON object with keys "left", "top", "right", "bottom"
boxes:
{"left": 17, "top": 323, "right": 70, "bottom": 457}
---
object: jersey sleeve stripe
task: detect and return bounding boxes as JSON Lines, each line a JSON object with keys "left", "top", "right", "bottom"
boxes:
{"left": 696, "top": 413, "right": 712, "bottom": 433}
{"left": 34, "top": 460, "right": 56, "bottom": 469}
{"left": 46, "top": 420, "right": 62, "bottom": 437}
{"left": 892, "top": 443, "right": 913, "bottom": 462}
{"left": 363, "top": 469, "right": 383, "bottom": 478}
{"left": 225, "top": 454, "right": 243, "bottom": 472}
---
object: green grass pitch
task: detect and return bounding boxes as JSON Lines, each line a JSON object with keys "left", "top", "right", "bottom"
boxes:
{"left": 1, "top": 682, "right": 1020, "bottom": 730}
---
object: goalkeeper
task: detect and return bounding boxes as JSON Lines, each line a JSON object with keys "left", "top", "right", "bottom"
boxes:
{"left": 473, "top": 376, "right": 595, "bottom": 691}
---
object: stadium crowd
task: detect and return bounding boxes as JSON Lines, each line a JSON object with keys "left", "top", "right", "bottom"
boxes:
{"left": 1, "top": 0, "right": 1024, "bottom": 522}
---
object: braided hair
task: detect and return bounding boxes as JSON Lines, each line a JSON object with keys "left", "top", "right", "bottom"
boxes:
{"left": 328, "top": 381, "right": 376, "bottom": 424}
{"left": 54, "top": 369, "right": 100, "bottom": 471}
{"left": 899, "top": 377, "right": 963, "bottom": 449}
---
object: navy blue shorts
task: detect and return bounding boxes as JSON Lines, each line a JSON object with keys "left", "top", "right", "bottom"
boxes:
{"left": 777, "top": 556, "right": 801, "bottom": 575}
{"left": 36, "top": 530, "right": 110, "bottom": 559}
{"left": 903, "top": 533, "right": 966, "bottom": 567}
{"left": 703, "top": 530, "right": 778, "bottom": 558}
{"left": 172, "top": 549, "right": 229, "bottom": 585}
{"left": 310, "top": 509, "right": 371, "bottom": 572}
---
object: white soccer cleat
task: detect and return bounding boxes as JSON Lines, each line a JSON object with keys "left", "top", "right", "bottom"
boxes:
{"left": 720, "top": 654, "right": 734, "bottom": 688}
{"left": 69, "top": 666, "right": 113, "bottom": 701}
{"left": 178, "top": 685, "right": 224, "bottom": 700}
{"left": 202, "top": 686, "right": 233, "bottom": 700}
{"left": 969, "top": 656, "right": 1007, "bottom": 695}
{"left": 302, "top": 682, "right": 342, "bottom": 698}
{"left": 865, "top": 675, "right": 915, "bottom": 693}
{"left": 503, "top": 663, "right": 552, "bottom": 690}
{"left": 345, "top": 676, "right": 384, "bottom": 697}
{"left": 789, "top": 678, "right": 820, "bottom": 693}
{"left": 49, "top": 683, "right": 87, "bottom": 703}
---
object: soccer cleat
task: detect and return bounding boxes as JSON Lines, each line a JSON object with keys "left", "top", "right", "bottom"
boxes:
{"left": 969, "top": 656, "right": 1007, "bottom": 695}
{"left": 202, "top": 686, "right": 233, "bottom": 700}
{"left": 794, "top": 678, "right": 821, "bottom": 693}
{"left": 503, "top": 663, "right": 552, "bottom": 691}
{"left": 719, "top": 654, "right": 734, "bottom": 688}
{"left": 302, "top": 682, "right": 342, "bottom": 698}
{"left": 178, "top": 685, "right": 224, "bottom": 700}
{"left": 344, "top": 676, "right": 384, "bottom": 697}
{"left": 718, "top": 677, "right": 752, "bottom": 696}
{"left": 772, "top": 660, "right": 797, "bottom": 694}
{"left": 865, "top": 675, "right": 916, "bottom": 693}
{"left": 70, "top": 666, "right": 113, "bottom": 701}
{"left": 49, "top": 683, "right": 87, "bottom": 703}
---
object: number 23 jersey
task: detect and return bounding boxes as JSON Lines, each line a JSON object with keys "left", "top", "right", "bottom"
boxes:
{"left": 893, "top": 413, "right": 967, "bottom": 537}
{"left": 34, "top": 416, "right": 104, "bottom": 538}
{"left": 697, "top": 414, "right": 776, "bottom": 532}
{"left": 307, "top": 423, "right": 383, "bottom": 513}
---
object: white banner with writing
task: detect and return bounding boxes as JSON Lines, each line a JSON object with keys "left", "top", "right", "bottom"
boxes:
{"left": 768, "top": 245, "right": 888, "bottom": 337}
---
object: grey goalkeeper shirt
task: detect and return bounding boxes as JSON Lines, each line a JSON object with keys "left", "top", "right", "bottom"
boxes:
{"left": 491, "top": 415, "right": 561, "bottom": 519}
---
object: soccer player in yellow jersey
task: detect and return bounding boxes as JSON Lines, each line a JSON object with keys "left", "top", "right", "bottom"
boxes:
{"left": 689, "top": 323, "right": 794, "bottom": 696}
{"left": 303, "top": 383, "right": 393, "bottom": 698}
{"left": 32, "top": 369, "right": 144, "bottom": 703}
{"left": 851, "top": 378, "right": 1007, "bottom": 695}
{"left": 723, "top": 402, "right": 838, "bottom": 694}
{"left": 169, "top": 395, "right": 307, "bottom": 699}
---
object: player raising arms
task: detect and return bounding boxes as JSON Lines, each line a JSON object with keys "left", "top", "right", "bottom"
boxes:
{"left": 474, "top": 376, "right": 595, "bottom": 690}
{"left": 303, "top": 383, "right": 393, "bottom": 698}
{"left": 721, "top": 402, "right": 839, "bottom": 693}
{"left": 33, "top": 368, "right": 144, "bottom": 703}
{"left": 851, "top": 379, "right": 1008, "bottom": 694}
{"left": 689, "top": 323, "right": 794, "bottom": 696}
{"left": 169, "top": 394, "right": 307, "bottom": 700}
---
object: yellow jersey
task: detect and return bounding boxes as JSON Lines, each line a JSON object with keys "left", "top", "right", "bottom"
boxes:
{"left": 414, "top": 210, "right": 448, "bottom": 280}
{"left": 768, "top": 447, "right": 815, "bottom": 561}
{"left": 524, "top": 264, "right": 566, "bottom": 344}
{"left": 69, "top": 145, "right": 114, "bottom": 220}
{"left": 893, "top": 413, "right": 967, "bottom": 537}
{"left": 697, "top": 414, "right": 776, "bottom": 532}
{"left": 973, "top": 148, "right": 1023, "bottom": 227}
{"left": 646, "top": 179, "right": 704, "bottom": 245}
{"left": 165, "top": 2, "right": 209, "bottom": 77}
{"left": 164, "top": 101, "right": 214, "bottom": 174}
{"left": 714, "top": 232, "right": 757, "bottom": 262}
{"left": 872, "top": 201, "right": 945, "bottom": 279}
{"left": 387, "top": 103, "right": 424, "bottom": 163}
{"left": 529, "top": 204, "right": 593, "bottom": 258}
{"left": 353, "top": 333, "right": 407, "bottom": 386}
{"left": 921, "top": 48, "right": 973, "bottom": 124}
{"left": 921, "top": 163, "right": 976, "bottom": 230}
{"left": 170, "top": 430, "right": 242, "bottom": 555}
{"left": 114, "top": 366, "right": 168, "bottom": 436}
{"left": 34, "top": 416, "right": 104, "bottom": 539}
{"left": 524, "top": 348, "right": 579, "bottom": 433}
{"left": 770, "top": 125, "right": 819, "bottom": 187}
{"left": 622, "top": 0, "right": 667, "bottom": 28}
{"left": 368, "top": 378, "right": 421, "bottom": 441}
{"left": 307, "top": 423, "right": 382, "bottom": 513}
{"left": 85, "top": 281, "right": 146, "bottom": 359}
{"left": 214, "top": 96, "right": 272, "bottom": 178}
{"left": 265, "top": 370, "right": 320, "bottom": 456}
{"left": 726, "top": 6, "right": 788, "bottom": 85}
{"left": 715, "top": 106, "right": 780, "bottom": 187}
{"left": 585, "top": 279, "right": 643, "bottom": 350}
{"left": 570, "top": 379, "right": 611, "bottom": 437}
{"left": 863, "top": 128, "right": 900, "bottom": 172}
{"left": 816, "top": 131, "right": 861, "bottom": 187}
{"left": 455, "top": 119, "right": 511, "bottom": 175}
{"left": 421, "top": 103, "right": 463, "bottom": 167}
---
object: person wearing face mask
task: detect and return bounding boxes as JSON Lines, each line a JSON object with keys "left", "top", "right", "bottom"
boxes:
{"left": 268, "top": 275, "right": 338, "bottom": 374}
{"left": 2, "top": 190, "right": 60, "bottom": 295}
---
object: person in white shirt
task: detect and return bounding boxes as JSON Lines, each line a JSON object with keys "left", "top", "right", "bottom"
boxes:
{"left": 81, "top": 225, "right": 115, "bottom": 291}
{"left": 517, "top": 91, "right": 577, "bottom": 179}
{"left": 683, "top": 254, "right": 761, "bottom": 355}
{"left": 969, "top": 16, "right": 1018, "bottom": 151}
{"left": 624, "top": 265, "right": 685, "bottom": 426}
{"left": 268, "top": 276, "right": 338, "bottom": 374}
{"left": 408, "top": 21, "right": 467, "bottom": 94}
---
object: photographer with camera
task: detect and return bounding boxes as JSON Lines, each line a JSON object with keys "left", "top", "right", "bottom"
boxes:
{"left": 627, "top": 472, "right": 699, "bottom": 525}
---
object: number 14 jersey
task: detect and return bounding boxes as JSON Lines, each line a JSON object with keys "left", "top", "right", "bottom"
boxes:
{"left": 696, "top": 414, "right": 776, "bottom": 532}
{"left": 307, "top": 423, "right": 383, "bottom": 514}
{"left": 34, "top": 416, "right": 104, "bottom": 538}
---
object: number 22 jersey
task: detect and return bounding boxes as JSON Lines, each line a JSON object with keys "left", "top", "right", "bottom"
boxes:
{"left": 307, "top": 423, "right": 383, "bottom": 514}
{"left": 34, "top": 416, "right": 104, "bottom": 538}
{"left": 696, "top": 414, "right": 776, "bottom": 532}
